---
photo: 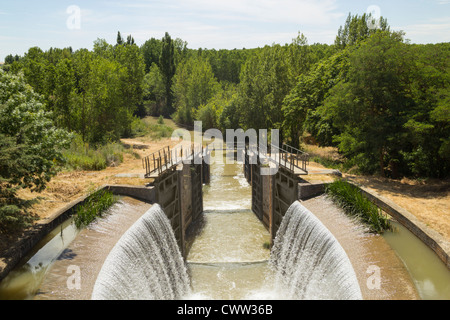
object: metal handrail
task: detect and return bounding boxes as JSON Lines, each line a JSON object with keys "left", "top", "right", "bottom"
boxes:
{"left": 142, "top": 144, "right": 207, "bottom": 178}
{"left": 244, "top": 143, "right": 309, "bottom": 174}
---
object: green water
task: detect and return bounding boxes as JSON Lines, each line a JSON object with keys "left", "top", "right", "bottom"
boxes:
{"left": 0, "top": 218, "right": 79, "bottom": 300}
{"left": 382, "top": 221, "right": 450, "bottom": 300}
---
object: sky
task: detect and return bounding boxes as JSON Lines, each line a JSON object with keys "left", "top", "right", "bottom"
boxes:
{"left": 0, "top": 0, "right": 449, "bottom": 61}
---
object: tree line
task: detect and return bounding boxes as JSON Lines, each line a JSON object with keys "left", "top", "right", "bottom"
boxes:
{"left": 1, "top": 12, "right": 448, "bottom": 233}
{"left": 2, "top": 13, "right": 449, "bottom": 183}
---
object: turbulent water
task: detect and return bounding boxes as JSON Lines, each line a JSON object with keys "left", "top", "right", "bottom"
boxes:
{"left": 91, "top": 204, "right": 190, "bottom": 300}
{"left": 269, "top": 201, "right": 363, "bottom": 300}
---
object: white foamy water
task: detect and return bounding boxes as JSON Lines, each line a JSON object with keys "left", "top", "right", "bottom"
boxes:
{"left": 269, "top": 201, "right": 363, "bottom": 300}
{"left": 91, "top": 204, "right": 190, "bottom": 300}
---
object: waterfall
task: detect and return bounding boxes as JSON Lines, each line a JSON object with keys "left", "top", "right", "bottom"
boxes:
{"left": 91, "top": 204, "right": 191, "bottom": 300}
{"left": 270, "top": 201, "right": 363, "bottom": 300}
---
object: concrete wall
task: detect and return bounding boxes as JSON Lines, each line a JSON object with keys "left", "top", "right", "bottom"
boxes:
{"left": 354, "top": 184, "right": 450, "bottom": 270}
{"left": 296, "top": 180, "right": 450, "bottom": 270}
{"left": 271, "top": 168, "right": 299, "bottom": 241}
{"left": 298, "top": 182, "right": 329, "bottom": 200}
{"left": 0, "top": 159, "right": 208, "bottom": 282}
{"left": 0, "top": 184, "right": 157, "bottom": 283}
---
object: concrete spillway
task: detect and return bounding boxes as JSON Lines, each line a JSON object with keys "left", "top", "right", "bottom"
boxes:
{"left": 270, "top": 201, "right": 362, "bottom": 300}
{"left": 91, "top": 204, "right": 190, "bottom": 300}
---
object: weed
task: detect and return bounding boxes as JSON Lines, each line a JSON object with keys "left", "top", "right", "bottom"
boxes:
{"left": 73, "top": 189, "right": 118, "bottom": 229}
{"left": 325, "top": 179, "right": 392, "bottom": 233}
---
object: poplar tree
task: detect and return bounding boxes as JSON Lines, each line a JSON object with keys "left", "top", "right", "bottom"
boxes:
{"left": 159, "top": 32, "right": 176, "bottom": 117}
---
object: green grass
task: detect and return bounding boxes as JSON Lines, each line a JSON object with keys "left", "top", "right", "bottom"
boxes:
{"left": 63, "top": 135, "right": 124, "bottom": 171}
{"left": 325, "top": 179, "right": 392, "bottom": 234}
{"left": 73, "top": 189, "right": 118, "bottom": 229}
{"left": 131, "top": 116, "right": 175, "bottom": 140}
{"left": 310, "top": 156, "right": 344, "bottom": 170}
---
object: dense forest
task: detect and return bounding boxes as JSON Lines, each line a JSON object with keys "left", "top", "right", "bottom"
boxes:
{"left": 1, "top": 13, "right": 449, "bottom": 231}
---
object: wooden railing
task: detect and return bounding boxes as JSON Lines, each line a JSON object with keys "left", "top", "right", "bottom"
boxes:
{"left": 245, "top": 143, "right": 309, "bottom": 175}
{"left": 142, "top": 144, "right": 208, "bottom": 178}
{"left": 271, "top": 143, "right": 309, "bottom": 174}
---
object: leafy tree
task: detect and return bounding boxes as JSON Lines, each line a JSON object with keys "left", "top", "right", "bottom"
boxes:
{"left": 0, "top": 71, "right": 71, "bottom": 232}
{"left": 335, "top": 13, "right": 390, "bottom": 49}
{"left": 196, "top": 84, "right": 237, "bottom": 131}
{"left": 53, "top": 58, "right": 76, "bottom": 130}
{"left": 141, "top": 38, "right": 162, "bottom": 73}
{"left": 172, "top": 56, "right": 220, "bottom": 126}
{"left": 84, "top": 56, "right": 128, "bottom": 143}
{"left": 4, "top": 54, "right": 20, "bottom": 65}
{"left": 72, "top": 48, "right": 93, "bottom": 141}
{"left": 114, "top": 42, "right": 146, "bottom": 123}
{"left": 116, "top": 31, "right": 124, "bottom": 46}
{"left": 399, "top": 43, "right": 450, "bottom": 177}
{"left": 160, "top": 32, "right": 176, "bottom": 117}
{"left": 324, "top": 31, "right": 413, "bottom": 176}
{"left": 236, "top": 45, "right": 293, "bottom": 133}
{"left": 283, "top": 49, "right": 351, "bottom": 147}
{"left": 143, "top": 63, "right": 165, "bottom": 116}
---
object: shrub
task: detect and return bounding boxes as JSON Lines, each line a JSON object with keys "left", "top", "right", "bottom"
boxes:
{"left": 130, "top": 116, "right": 150, "bottom": 137}
{"left": 63, "top": 134, "right": 124, "bottom": 171}
{"left": 73, "top": 189, "right": 118, "bottom": 229}
{"left": 325, "top": 179, "right": 392, "bottom": 233}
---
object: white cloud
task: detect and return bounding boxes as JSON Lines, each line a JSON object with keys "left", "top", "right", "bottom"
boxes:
{"left": 103, "top": 0, "right": 344, "bottom": 48}
{"left": 173, "top": 0, "right": 343, "bottom": 25}
{"left": 396, "top": 21, "right": 450, "bottom": 43}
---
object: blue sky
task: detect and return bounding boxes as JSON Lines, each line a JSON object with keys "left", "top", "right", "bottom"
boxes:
{"left": 1, "top": 0, "right": 449, "bottom": 60}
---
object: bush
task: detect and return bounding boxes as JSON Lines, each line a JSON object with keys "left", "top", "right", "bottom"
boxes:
{"left": 74, "top": 189, "right": 118, "bottom": 229}
{"left": 0, "top": 186, "right": 38, "bottom": 234}
{"left": 148, "top": 123, "right": 173, "bottom": 140}
{"left": 130, "top": 116, "right": 150, "bottom": 137}
{"left": 63, "top": 135, "right": 124, "bottom": 171}
{"left": 325, "top": 179, "right": 392, "bottom": 233}
{"left": 0, "top": 71, "right": 71, "bottom": 234}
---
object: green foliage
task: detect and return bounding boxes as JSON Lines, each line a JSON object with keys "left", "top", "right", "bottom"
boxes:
{"left": 236, "top": 44, "right": 293, "bottom": 131}
{"left": 0, "top": 134, "right": 39, "bottom": 234}
{"left": 172, "top": 56, "right": 220, "bottom": 126}
{"left": 335, "top": 13, "right": 390, "bottom": 49}
{"left": 147, "top": 122, "right": 174, "bottom": 140}
{"left": 141, "top": 38, "right": 162, "bottom": 73}
{"left": 280, "top": 13, "right": 449, "bottom": 179}
{"left": 63, "top": 134, "right": 124, "bottom": 171}
{"left": 74, "top": 189, "right": 118, "bottom": 229}
{"left": 160, "top": 32, "right": 176, "bottom": 117}
{"left": 130, "top": 116, "right": 150, "bottom": 137}
{"left": 200, "top": 48, "right": 250, "bottom": 84}
{"left": 283, "top": 48, "right": 349, "bottom": 147}
{"left": 143, "top": 63, "right": 165, "bottom": 116}
{"left": 0, "top": 71, "right": 72, "bottom": 191}
{"left": 10, "top": 39, "right": 145, "bottom": 145}
{"left": 325, "top": 180, "right": 392, "bottom": 234}
{"left": 0, "top": 71, "right": 71, "bottom": 233}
